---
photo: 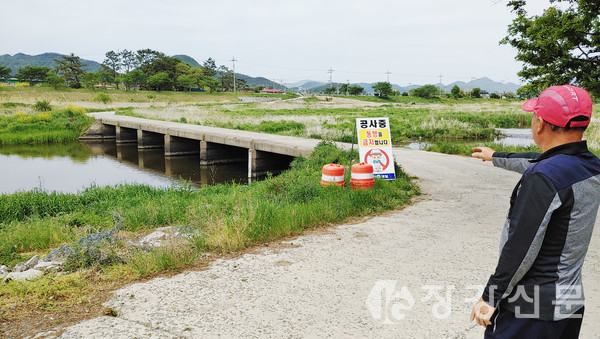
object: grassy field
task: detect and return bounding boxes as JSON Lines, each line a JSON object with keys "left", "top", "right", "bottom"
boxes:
{"left": 0, "top": 86, "right": 296, "bottom": 108}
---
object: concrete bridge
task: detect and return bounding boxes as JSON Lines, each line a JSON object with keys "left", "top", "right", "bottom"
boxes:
{"left": 81, "top": 113, "right": 323, "bottom": 177}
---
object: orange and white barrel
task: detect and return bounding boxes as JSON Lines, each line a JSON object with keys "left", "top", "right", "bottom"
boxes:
{"left": 350, "top": 163, "right": 374, "bottom": 190}
{"left": 321, "top": 163, "right": 345, "bottom": 187}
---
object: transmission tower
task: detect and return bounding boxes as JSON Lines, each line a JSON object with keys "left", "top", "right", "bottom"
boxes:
{"left": 327, "top": 67, "right": 334, "bottom": 87}
{"left": 386, "top": 70, "right": 392, "bottom": 83}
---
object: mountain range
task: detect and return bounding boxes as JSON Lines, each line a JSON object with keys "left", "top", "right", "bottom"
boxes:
{"left": 0, "top": 53, "right": 103, "bottom": 74}
{"left": 1, "top": 53, "right": 519, "bottom": 93}
{"left": 1, "top": 52, "right": 283, "bottom": 89}
{"left": 286, "top": 77, "right": 520, "bottom": 94}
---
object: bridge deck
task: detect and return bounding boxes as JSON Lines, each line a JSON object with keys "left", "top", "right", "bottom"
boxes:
{"left": 83, "top": 112, "right": 348, "bottom": 177}
{"left": 89, "top": 112, "right": 322, "bottom": 158}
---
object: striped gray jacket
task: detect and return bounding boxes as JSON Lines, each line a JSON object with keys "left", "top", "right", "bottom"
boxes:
{"left": 482, "top": 141, "right": 600, "bottom": 320}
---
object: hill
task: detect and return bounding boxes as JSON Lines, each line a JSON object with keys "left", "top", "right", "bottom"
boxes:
{"left": 172, "top": 55, "right": 201, "bottom": 68}
{"left": 236, "top": 74, "right": 284, "bottom": 89}
{"left": 0, "top": 53, "right": 102, "bottom": 74}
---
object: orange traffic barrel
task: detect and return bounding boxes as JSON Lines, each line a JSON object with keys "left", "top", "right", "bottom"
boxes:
{"left": 321, "top": 163, "right": 345, "bottom": 187}
{"left": 351, "top": 163, "right": 374, "bottom": 190}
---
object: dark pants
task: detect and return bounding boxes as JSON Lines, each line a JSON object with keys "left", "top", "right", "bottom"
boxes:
{"left": 484, "top": 306, "right": 584, "bottom": 339}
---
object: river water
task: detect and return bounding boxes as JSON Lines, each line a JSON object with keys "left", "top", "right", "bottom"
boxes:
{"left": 0, "top": 129, "right": 534, "bottom": 194}
{"left": 0, "top": 141, "right": 248, "bottom": 194}
{"left": 405, "top": 128, "right": 535, "bottom": 150}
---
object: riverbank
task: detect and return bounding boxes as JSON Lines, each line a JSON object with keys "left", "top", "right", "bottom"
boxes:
{"left": 0, "top": 105, "right": 94, "bottom": 145}
{"left": 0, "top": 142, "right": 418, "bottom": 335}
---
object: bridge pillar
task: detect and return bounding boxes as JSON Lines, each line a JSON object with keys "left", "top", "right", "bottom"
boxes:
{"left": 248, "top": 149, "right": 294, "bottom": 178}
{"left": 137, "top": 130, "right": 164, "bottom": 149}
{"left": 200, "top": 141, "right": 247, "bottom": 165}
{"left": 79, "top": 121, "right": 116, "bottom": 140}
{"left": 116, "top": 144, "right": 138, "bottom": 163}
{"left": 116, "top": 126, "right": 138, "bottom": 144}
{"left": 164, "top": 135, "right": 200, "bottom": 156}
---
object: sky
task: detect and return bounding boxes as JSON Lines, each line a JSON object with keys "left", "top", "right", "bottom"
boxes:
{"left": 1, "top": 0, "right": 553, "bottom": 86}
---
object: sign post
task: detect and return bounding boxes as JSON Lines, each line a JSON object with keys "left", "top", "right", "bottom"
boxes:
{"left": 355, "top": 117, "right": 396, "bottom": 180}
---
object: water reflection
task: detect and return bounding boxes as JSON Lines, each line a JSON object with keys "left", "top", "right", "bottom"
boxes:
{"left": 494, "top": 128, "right": 534, "bottom": 147}
{"left": 402, "top": 128, "right": 535, "bottom": 150}
{"left": 0, "top": 141, "right": 248, "bottom": 194}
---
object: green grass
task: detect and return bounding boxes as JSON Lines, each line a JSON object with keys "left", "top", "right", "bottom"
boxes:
{"left": 198, "top": 106, "right": 532, "bottom": 144}
{"left": 0, "top": 106, "right": 94, "bottom": 145}
{"left": 425, "top": 141, "right": 542, "bottom": 156}
{"left": 0, "top": 86, "right": 297, "bottom": 104}
{"left": 0, "top": 143, "right": 418, "bottom": 267}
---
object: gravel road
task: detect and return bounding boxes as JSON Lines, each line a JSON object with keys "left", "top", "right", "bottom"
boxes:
{"left": 59, "top": 148, "right": 600, "bottom": 338}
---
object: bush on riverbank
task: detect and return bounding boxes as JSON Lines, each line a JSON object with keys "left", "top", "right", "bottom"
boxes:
{"left": 0, "top": 106, "right": 94, "bottom": 145}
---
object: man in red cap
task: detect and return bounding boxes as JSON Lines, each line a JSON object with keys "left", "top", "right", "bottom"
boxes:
{"left": 470, "top": 85, "right": 600, "bottom": 338}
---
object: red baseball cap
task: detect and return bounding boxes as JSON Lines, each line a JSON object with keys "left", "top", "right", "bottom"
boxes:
{"left": 521, "top": 85, "right": 593, "bottom": 128}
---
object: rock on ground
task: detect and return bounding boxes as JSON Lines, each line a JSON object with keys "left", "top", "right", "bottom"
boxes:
{"left": 59, "top": 148, "right": 600, "bottom": 338}
{"left": 6, "top": 269, "right": 43, "bottom": 282}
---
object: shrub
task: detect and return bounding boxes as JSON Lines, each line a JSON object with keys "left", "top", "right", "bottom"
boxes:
{"left": 15, "top": 82, "right": 30, "bottom": 88}
{"left": 12, "top": 111, "right": 33, "bottom": 123}
{"left": 34, "top": 100, "right": 52, "bottom": 112}
{"left": 65, "top": 105, "right": 87, "bottom": 115}
{"left": 93, "top": 93, "right": 112, "bottom": 104}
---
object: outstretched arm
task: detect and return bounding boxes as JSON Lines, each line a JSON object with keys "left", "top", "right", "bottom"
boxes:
{"left": 472, "top": 146, "right": 540, "bottom": 174}
{"left": 471, "top": 147, "right": 495, "bottom": 162}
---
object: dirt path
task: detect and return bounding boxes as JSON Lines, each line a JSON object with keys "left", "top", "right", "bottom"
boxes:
{"left": 58, "top": 148, "right": 600, "bottom": 338}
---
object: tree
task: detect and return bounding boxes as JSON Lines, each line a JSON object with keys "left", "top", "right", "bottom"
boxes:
{"left": 349, "top": 85, "right": 364, "bottom": 96}
{"left": 516, "top": 84, "right": 542, "bottom": 99}
{"left": 16, "top": 66, "right": 50, "bottom": 85}
{"left": 324, "top": 86, "right": 337, "bottom": 95}
{"left": 54, "top": 53, "right": 87, "bottom": 88}
{"left": 45, "top": 71, "right": 65, "bottom": 89}
{"left": 122, "top": 70, "right": 146, "bottom": 90}
{"left": 139, "top": 54, "right": 181, "bottom": 90}
{"left": 217, "top": 65, "right": 234, "bottom": 91}
{"left": 102, "top": 51, "right": 122, "bottom": 89}
{"left": 372, "top": 82, "right": 393, "bottom": 98}
{"left": 177, "top": 74, "right": 197, "bottom": 91}
{"left": 203, "top": 58, "right": 217, "bottom": 77}
{"left": 147, "top": 72, "right": 173, "bottom": 91}
{"left": 451, "top": 85, "right": 462, "bottom": 98}
{"left": 120, "top": 49, "right": 137, "bottom": 73}
{"left": 502, "top": 0, "right": 600, "bottom": 97}
{"left": 410, "top": 84, "right": 439, "bottom": 98}
{"left": 136, "top": 49, "right": 163, "bottom": 68}
{"left": 0, "top": 65, "right": 11, "bottom": 82}
{"left": 471, "top": 87, "right": 481, "bottom": 98}
{"left": 82, "top": 72, "right": 100, "bottom": 90}
{"left": 339, "top": 83, "right": 349, "bottom": 95}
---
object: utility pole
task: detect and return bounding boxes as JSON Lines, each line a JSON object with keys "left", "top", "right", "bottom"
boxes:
{"left": 346, "top": 79, "right": 350, "bottom": 96}
{"left": 231, "top": 56, "right": 237, "bottom": 92}
{"left": 438, "top": 73, "right": 443, "bottom": 98}
{"left": 386, "top": 70, "right": 392, "bottom": 83}
{"left": 327, "top": 67, "right": 334, "bottom": 88}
